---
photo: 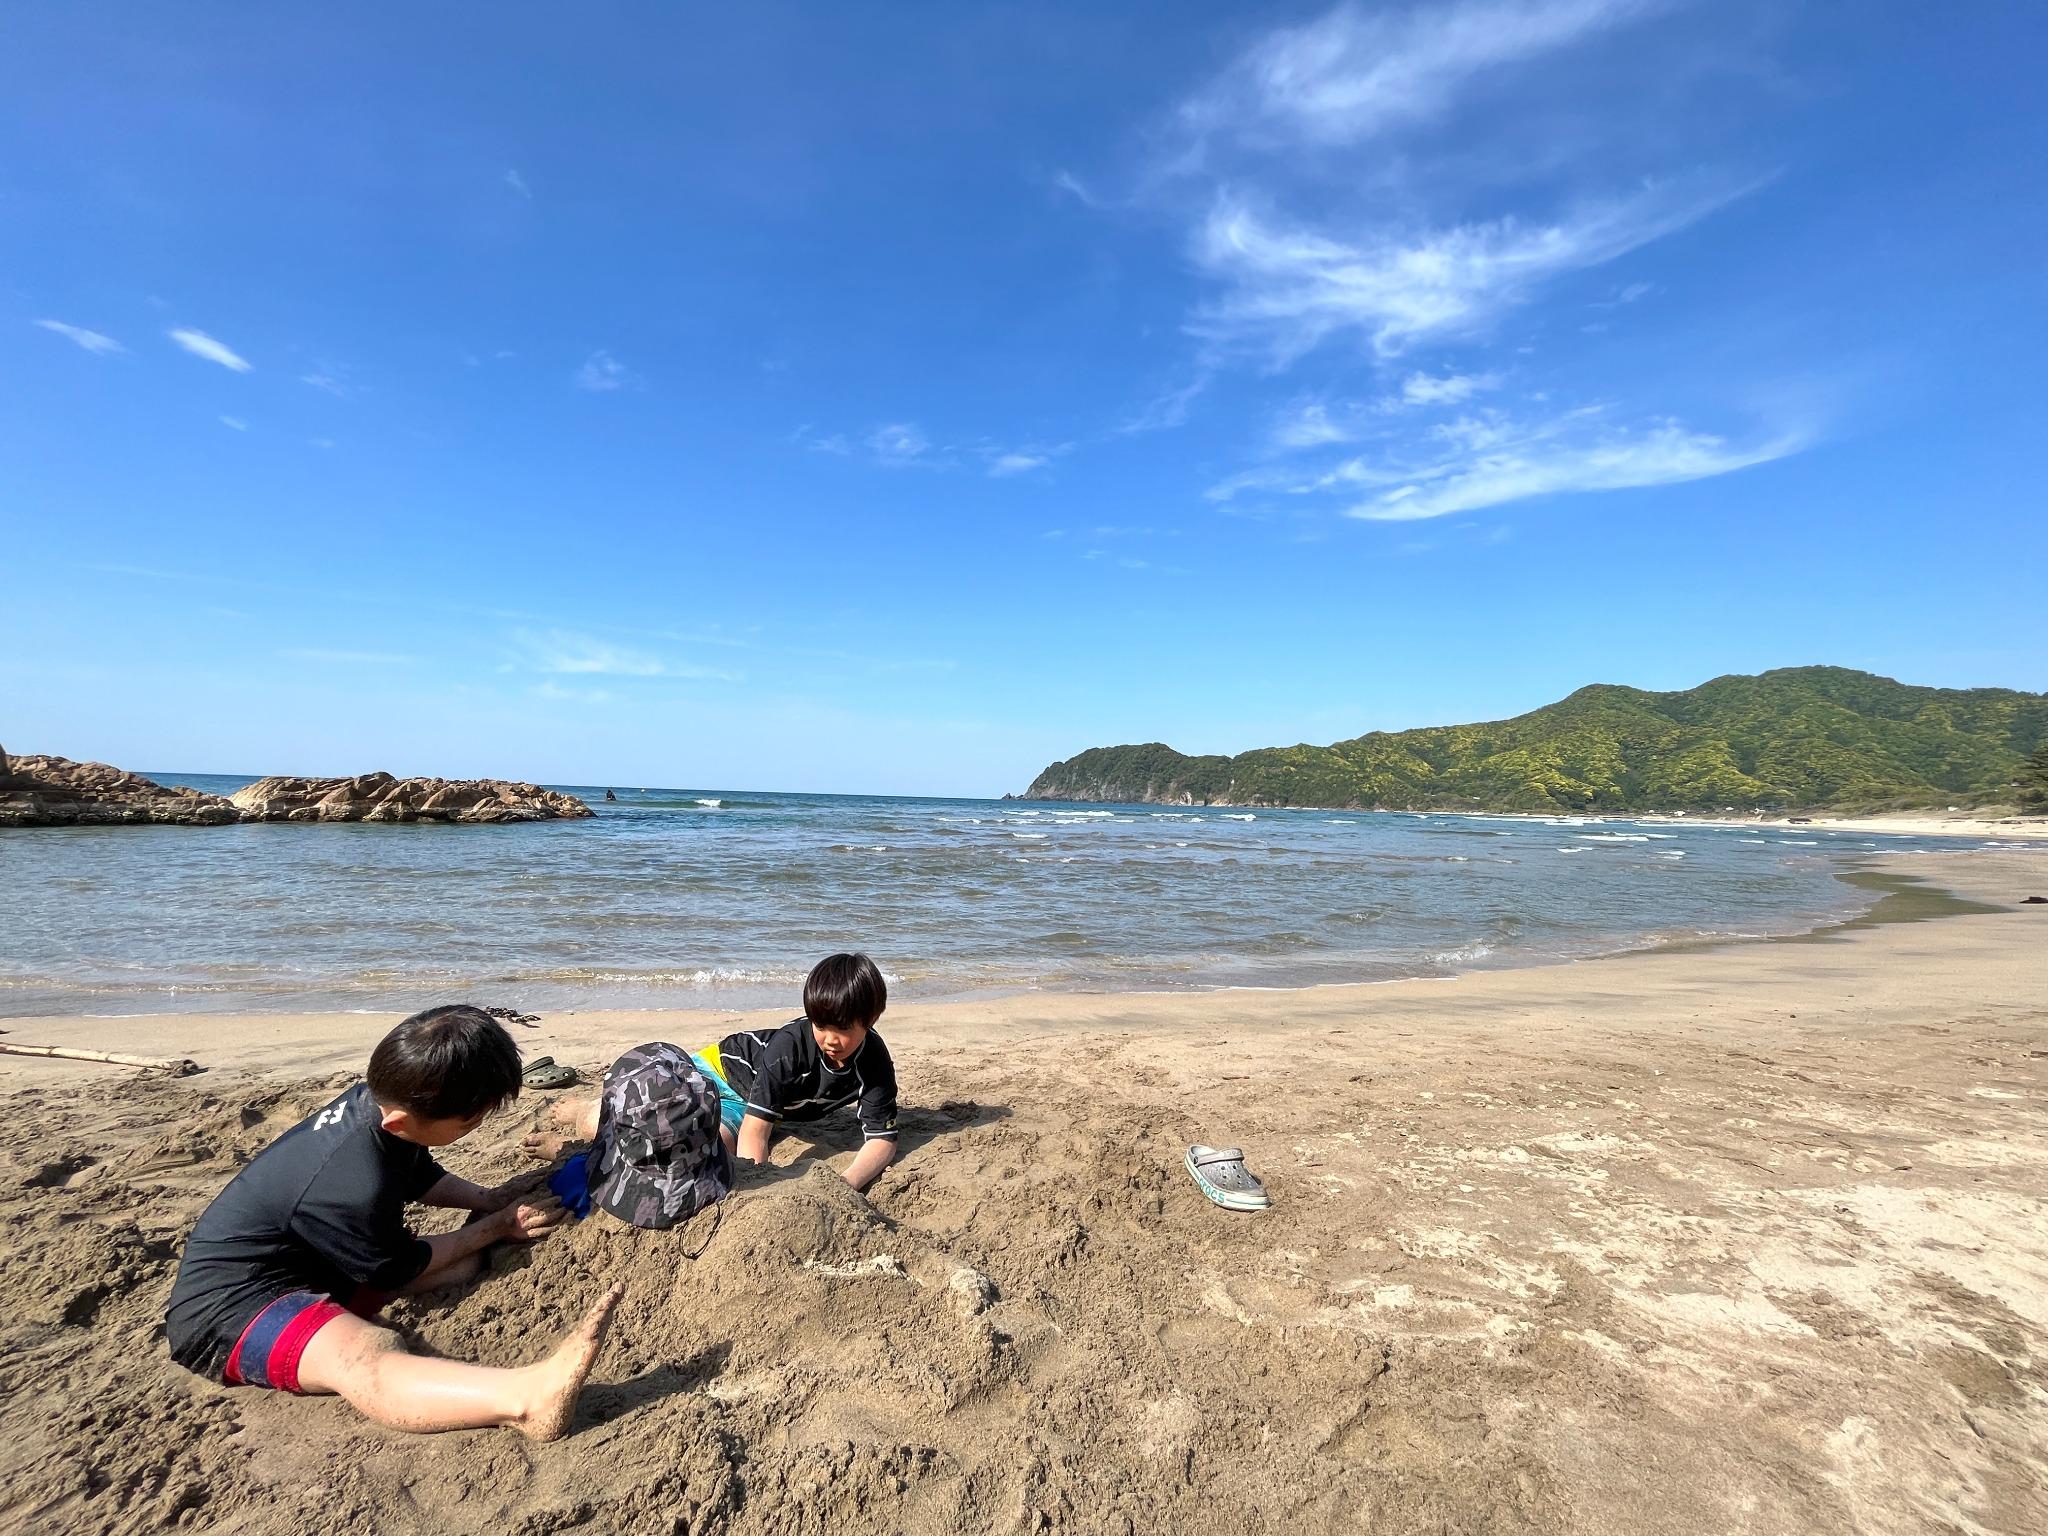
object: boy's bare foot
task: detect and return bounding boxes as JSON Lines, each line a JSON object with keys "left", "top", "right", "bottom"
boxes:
{"left": 515, "top": 1286, "right": 623, "bottom": 1442}
{"left": 521, "top": 1129, "right": 571, "bottom": 1162}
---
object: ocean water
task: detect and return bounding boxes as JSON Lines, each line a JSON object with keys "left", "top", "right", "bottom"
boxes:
{"left": 0, "top": 776, "right": 1985, "bottom": 1018}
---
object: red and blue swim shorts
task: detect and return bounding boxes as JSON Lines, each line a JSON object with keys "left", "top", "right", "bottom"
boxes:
{"left": 221, "top": 1291, "right": 350, "bottom": 1394}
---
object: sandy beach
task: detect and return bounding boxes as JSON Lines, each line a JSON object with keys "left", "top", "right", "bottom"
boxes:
{"left": 1640, "top": 812, "right": 2048, "bottom": 843}
{"left": 2, "top": 848, "right": 2044, "bottom": 1534}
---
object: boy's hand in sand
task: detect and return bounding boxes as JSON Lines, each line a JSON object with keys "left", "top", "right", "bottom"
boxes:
{"left": 489, "top": 1195, "right": 566, "bottom": 1242}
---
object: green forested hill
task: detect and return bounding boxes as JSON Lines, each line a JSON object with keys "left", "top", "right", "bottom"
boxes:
{"left": 1021, "top": 668, "right": 2048, "bottom": 813}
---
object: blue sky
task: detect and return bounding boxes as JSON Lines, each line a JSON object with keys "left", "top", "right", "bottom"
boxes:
{"left": 4, "top": 2, "right": 2043, "bottom": 795}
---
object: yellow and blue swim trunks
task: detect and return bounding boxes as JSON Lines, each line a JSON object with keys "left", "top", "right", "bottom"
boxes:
{"left": 689, "top": 1045, "right": 748, "bottom": 1137}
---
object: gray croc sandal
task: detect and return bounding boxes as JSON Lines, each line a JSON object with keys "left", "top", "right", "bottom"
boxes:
{"left": 522, "top": 1061, "right": 578, "bottom": 1090}
{"left": 1186, "top": 1145, "right": 1271, "bottom": 1211}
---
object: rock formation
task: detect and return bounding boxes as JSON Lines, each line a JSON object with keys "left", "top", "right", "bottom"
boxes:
{"left": 229, "top": 772, "right": 593, "bottom": 823}
{"left": 0, "top": 748, "right": 239, "bottom": 827}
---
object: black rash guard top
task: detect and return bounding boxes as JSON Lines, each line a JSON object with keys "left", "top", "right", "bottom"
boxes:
{"left": 164, "top": 1083, "right": 445, "bottom": 1374}
{"left": 715, "top": 1018, "right": 899, "bottom": 1141}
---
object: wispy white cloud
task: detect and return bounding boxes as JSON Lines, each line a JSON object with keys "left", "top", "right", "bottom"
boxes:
{"left": 801, "top": 420, "right": 1068, "bottom": 476}
{"left": 868, "top": 422, "right": 932, "bottom": 466}
{"left": 504, "top": 168, "right": 532, "bottom": 198}
{"left": 300, "top": 369, "right": 356, "bottom": 398}
{"left": 219, "top": 415, "right": 248, "bottom": 432}
{"left": 1218, "top": 399, "right": 1805, "bottom": 520}
{"left": 511, "top": 628, "right": 737, "bottom": 681}
{"left": 1391, "top": 370, "right": 1499, "bottom": 408}
{"left": 1083, "top": 0, "right": 1794, "bottom": 532}
{"left": 34, "top": 319, "right": 123, "bottom": 355}
{"left": 1190, "top": 184, "right": 1739, "bottom": 362}
{"left": 986, "top": 440, "right": 1074, "bottom": 477}
{"left": 794, "top": 425, "right": 854, "bottom": 456}
{"left": 574, "top": 350, "right": 639, "bottom": 391}
{"left": 168, "top": 327, "right": 253, "bottom": 372}
{"left": 989, "top": 452, "right": 1051, "bottom": 477}
{"left": 1269, "top": 400, "right": 1354, "bottom": 449}
{"left": 1351, "top": 416, "right": 1800, "bottom": 520}
{"left": 1178, "top": 0, "right": 1653, "bottom": 155}
{"left": 1592, "top": 279, "right": 1656, "bottom": 309}
{"left": 1116, "top": 372, "right": 1211, "bottom": 435}
{"left": 1052, "top": 169, "right": 1103, "bottom": 208}
{"left": 283, "top": 647, "right": 417, "bottom": 665}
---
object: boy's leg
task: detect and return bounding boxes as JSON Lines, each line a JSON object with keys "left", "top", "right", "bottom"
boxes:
{"left": 293, "top": 1287, "right": 621, "bottom": 1440}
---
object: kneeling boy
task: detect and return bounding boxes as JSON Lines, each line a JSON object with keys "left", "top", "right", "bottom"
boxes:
{"left": 164, "top": 1004, "right": 619, "bottom": 1439}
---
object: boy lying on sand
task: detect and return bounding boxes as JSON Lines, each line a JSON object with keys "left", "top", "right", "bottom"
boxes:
{"left": 164, "top": 1005, "right": 620, "bottom": 1439}
{"left": 533, "top": 952, "right": 900, "bottom": 1192}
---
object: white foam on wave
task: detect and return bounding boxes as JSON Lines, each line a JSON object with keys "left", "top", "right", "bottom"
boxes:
{"left": 1223, "top": 813, "right": 1256, "bottom": 821}
{"left": 1011, "top": 832, "right": 1049, "bottom": 840}
{"left": 1584, "top": 833, "right": 1652, "bottom": 842}
{"left": 1777, "top": 839, "right": 1819, "bottom": 846}
{"left": 1327, "top": 819, "right": 1357, "bottom": 824}
{"left": 1656, "top": 850, "right": 1686, "bottom": 859}
{"left": 1738, "top": 838, "right": 1769, "bottom": 845}
{"left": 696, "top": 798, "right": 722, "bottom": 808}
{"left": 1557, "top": 846, "right": 1590, "bottom": 853}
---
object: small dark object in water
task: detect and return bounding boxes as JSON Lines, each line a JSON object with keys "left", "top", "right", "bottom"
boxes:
{"left": 605, "top": 789, "right": 617, "bottom": 802}
{"left": 481, "top": 1005, "right": 541, "bottom": 1026}
{"left": 2024, "top": 896, "right": 2047, "bottom": 904}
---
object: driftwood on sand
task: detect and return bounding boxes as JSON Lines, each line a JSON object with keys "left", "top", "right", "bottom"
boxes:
{"left": 0, "top": 1042, "right": 202, "bottom": 1075}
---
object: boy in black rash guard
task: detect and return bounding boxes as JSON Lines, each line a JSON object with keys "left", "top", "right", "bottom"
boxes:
{"left": 526, "top": 953, "right": 901, "bottom": 1192}
{"left": 164, "top": 1005, "right": 620, "bottom": 1440}
{"left": 710, "top": 952, "right": 899, "bottom": 1190}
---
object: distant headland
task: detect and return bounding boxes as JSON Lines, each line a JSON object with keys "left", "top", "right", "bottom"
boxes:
{"left": 1019, "top": 667, "right": 2048, "bottom": 815}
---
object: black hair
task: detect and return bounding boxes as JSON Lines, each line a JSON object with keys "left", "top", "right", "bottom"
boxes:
{"left": 803, "top": 952, "right": 887, "bottom": 1031}
{"left": 367, "top": 1004, "right": 523, "bottom": 1120}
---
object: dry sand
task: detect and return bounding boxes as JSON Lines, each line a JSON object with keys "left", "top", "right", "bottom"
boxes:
{"left": 2, "top": 850, "right": 2044, "bottom": 1535}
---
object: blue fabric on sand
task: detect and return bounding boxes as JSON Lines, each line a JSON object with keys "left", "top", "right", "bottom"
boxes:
{"left": 691, "top": 1051, "right": 747, "bottom": 1136}
{"left": 548, "top": 1151, "right": 594, "bottom": 1219}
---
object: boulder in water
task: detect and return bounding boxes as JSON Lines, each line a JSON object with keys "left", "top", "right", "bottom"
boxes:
{"left": 230, "top": 773, "right": 593, "bottom": 824}
{"left": 0, "top": 749, "right": 238, "bottom": 827}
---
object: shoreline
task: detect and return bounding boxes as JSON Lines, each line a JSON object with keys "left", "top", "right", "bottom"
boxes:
{"left": 8, "top": 844, "right": 2039, "bottom": 1032}
{"left": 2, "top": 848, "right": 2039, "bottom": 1082}
{"left": 1016, "top": 801, "right": 2048, "bottom": 842}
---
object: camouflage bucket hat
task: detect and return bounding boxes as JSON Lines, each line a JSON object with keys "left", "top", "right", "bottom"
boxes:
{"left": 589, "top": 1042, "right": 734, "bottom": 1231}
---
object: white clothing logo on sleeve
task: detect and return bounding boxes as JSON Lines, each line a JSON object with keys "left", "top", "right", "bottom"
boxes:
{"left": 313, "top": 1104, "right": 347, "bottom": 1131}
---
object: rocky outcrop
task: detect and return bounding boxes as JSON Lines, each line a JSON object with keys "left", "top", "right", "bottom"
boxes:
{"left": 0, "top": 748, "right": 239, "bottom": 827}
{"left": 229, "top": 772, "right": 593, "bottom": 824}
